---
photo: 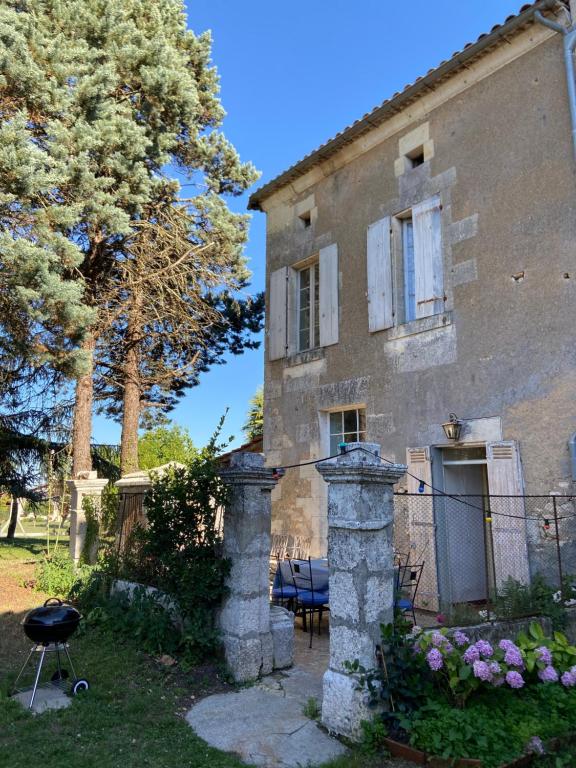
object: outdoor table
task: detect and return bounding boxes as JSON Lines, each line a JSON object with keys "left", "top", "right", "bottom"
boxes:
{"left": 277, "top": 558, "right": 329, "bottom": 592}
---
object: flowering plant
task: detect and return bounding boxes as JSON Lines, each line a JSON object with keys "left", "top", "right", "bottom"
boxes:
{"left": 413, "top": 621, "right": 576, "bottom": 707}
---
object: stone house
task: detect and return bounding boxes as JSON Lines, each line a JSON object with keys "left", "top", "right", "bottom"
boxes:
{"left": 249, "top": 1, "right": 576, "bottom": 611}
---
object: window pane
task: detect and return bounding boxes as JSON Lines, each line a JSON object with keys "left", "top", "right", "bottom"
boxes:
{"left": 330, "top": 412, "right": 342, "bottom": 436}
{"left": 330, "top": 435, "right": 341, "bottom": 456}
{"left": 343, "top": 433, "right": 358, "bottom": 444}
{"left": 403, "top": 218, "right": 416, "bottom": 322}
{"left": 299, "top": 268, "right": 310, "bottom": 291}
{"left": 358, "top": 410, "right": 366, "bottom": 433}
{"left": 299, "top": 329, "right": 309, "bottom": 351}
{"left": 343, "top": 409, "right": 357, "bottom": 434}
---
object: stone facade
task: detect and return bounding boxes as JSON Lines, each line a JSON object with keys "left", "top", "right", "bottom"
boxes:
{"left": 252, "top": 5, "right": 576, "bottom": 594}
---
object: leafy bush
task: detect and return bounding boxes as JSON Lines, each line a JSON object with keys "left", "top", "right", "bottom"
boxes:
{"left": 494, "top": 574, "right": 573, "bottom": 631}
{"left": 35, "top": 548, "right": 93, "bottom": 598}
{"left": 405, "top": 685, "right": 576, "bottom": 767}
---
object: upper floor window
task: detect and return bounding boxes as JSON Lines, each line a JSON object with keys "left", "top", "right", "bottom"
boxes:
{"left": 298, "top": 263, "right": 320, "bottom": 351}
{"left": 329, "top": 408, "right": 366, "bottom": 455}
{"left": 367, "top": 195, "right": 444, "bottom": 331}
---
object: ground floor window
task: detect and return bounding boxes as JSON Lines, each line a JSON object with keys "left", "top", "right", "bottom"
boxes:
{"left": 329, "top": 408, "right": 366, "bottom": 455}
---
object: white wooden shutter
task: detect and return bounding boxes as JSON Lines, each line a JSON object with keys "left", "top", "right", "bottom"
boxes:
{"left": 319, "top": 243, "right": 339, "bottom": 347}
{"left": 406, "top": 447, "right": 440, "bottom": 612}
{"left": 367, "top": 216, "right": 393, "bottom": 332}
{"left": 486, "top": 441, "right": 530, "bottom": 587}
{"left": 268, "top": 266, "right": 288, "bottom": 360}
{"left": 412, "top": 196, "right": 444, "bottom": 319}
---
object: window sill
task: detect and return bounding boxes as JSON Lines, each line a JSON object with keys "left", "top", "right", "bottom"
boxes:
{"left": 284, "top": 347, "right": 326, "bottom": 368}
{"left": 385, "top": 311, "right": 452, "bottom": 341}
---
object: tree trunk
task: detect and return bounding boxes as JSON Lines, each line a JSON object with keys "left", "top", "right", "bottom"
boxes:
{"left": 72, "top": 333, "right": 96, "bottom": 477}
{"left": 120, "top": 307, "right": 142, "bottom": 476}
{"left": 6, "top": 497, "right": 18, "bottom": 541}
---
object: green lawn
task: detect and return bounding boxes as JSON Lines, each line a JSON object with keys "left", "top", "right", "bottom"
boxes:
{"left": 0, "top": 536, "right": 56, "bottom": 561}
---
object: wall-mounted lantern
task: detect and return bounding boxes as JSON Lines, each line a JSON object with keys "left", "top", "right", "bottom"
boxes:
{"left": 442, "top": 413, "right": 462, "bottom": 441}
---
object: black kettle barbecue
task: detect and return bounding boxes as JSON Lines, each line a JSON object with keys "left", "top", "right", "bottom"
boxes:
{"left": 13, "top": 598, "right": 89, "bottom": 710}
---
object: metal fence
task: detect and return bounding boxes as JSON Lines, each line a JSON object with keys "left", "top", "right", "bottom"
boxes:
{"left": 393, "top": 493, "right": 576, "bottom": 626}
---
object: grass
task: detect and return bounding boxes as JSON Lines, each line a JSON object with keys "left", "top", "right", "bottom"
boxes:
{"left": 0, "top": 537, "right": 58, "bottom": 562}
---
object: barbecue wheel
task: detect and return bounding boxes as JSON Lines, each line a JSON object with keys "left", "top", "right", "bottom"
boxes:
{"left": 72, "top": 679, "right": 89, "bottom": 695}
{"left": 51, "top": 669, "right": 69, "bottom": 682}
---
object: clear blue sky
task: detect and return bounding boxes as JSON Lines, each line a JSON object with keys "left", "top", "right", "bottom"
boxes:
{"left": 93, "top": 0, "right": 524, "bottom": 450}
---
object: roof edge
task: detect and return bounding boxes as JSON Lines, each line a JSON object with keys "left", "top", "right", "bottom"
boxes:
{"left": 248, "top": 0, "right": 565, "bottom": 211}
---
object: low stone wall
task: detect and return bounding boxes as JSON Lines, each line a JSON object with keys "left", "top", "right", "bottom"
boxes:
{"left": 112, "top": 579, "right": 183, "bottom": 629}
{"left": 444, "top": 615, "right": 552, "bottom": 643}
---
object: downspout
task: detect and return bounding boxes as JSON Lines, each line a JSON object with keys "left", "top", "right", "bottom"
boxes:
{"left": 535, "top": 8, "right": 576, "bottom": 162}
{"left": 569, "top": 432, "right": 576, "bottom": 482}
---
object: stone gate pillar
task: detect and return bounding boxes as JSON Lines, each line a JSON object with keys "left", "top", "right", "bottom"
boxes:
{"left": 68, "top": 472, "right": 109, "bottom": 563}
{"left": 316, "top": 442, "right": 406, "bottom": 739}
{"left": 218, "top": 452, "right": 277, "bottom": 683}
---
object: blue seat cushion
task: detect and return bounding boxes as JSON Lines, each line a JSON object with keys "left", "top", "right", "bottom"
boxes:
{"left": 297, "top": 590, "right": 329, "bottom": 606}
{"left": 396, "top": 598, "right": 413, "bottom": 610}
{"left": 272, "top": 585, "right": 298, "bottom": 599}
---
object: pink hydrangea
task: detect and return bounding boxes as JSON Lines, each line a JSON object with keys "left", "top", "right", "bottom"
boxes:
{"left": 426, "top": 648, "right": 443, "bottom": 671}
{"left": 506, "top": 670, "right": 525, "bottom": 689}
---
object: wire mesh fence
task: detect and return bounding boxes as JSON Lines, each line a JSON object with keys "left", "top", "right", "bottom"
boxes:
{"left": 393, "top": 493, "right": 576, "bottom": 626}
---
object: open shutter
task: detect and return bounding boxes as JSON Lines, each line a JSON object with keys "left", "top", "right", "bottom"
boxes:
{"left": 406, "top": 447, "right": 440, "bottom": 612}
{"left": 319, "top": 243, "right": 339, "bottom": 347}
{"left": 268, "top": 267, "right": 288, "bottom": 360}
{"left": 413, "top": 196, "right": 443, "bottom": 319}
{"left": 486, "top": 441, "right": 530, "bottom": 587}
{"left": 367, "top": 216, "right": 393, "bottom": 332}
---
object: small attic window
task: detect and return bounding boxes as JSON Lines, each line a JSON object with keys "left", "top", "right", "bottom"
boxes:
{"left": 407, "top": 146, "right": 425, "bottom": 168}
{"left": 299, "top": 211, "right": 312, "bottom": 228}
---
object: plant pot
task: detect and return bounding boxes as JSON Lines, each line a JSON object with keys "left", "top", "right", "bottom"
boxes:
{"left": 382, "top": 737, "right": 427, "bottom": 765}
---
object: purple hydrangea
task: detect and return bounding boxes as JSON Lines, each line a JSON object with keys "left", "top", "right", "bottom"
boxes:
{"left": 499, "top": 639, "right": 516, "bottom": 651}
{"left": 506, "top": 670, "right": 525, "bottom": 689}
{"left": 538, "top": 666, "right": 559, "bottom": 683}
{"left": 488, "top": 661, "right": 501, "bottom": 676}
{"left": 536, "top": 646, "right": 552, "bottom": 665}
{"left": 443, "top": 641, "right": 454, "bottom": 655}
{"left": 473, "top": 660, "right": 493, "bottom": 681}
{"left": 463, "top": 645, "right": 480, "bottom": 664}
{"left": 492, "top": 676, "right": 505, "bottom": 687}
{"left": 526, "top": 736, "right": 545, "bottom": 755}
{"left": 561, "top": 670, "right": 576, "bottom": 687}
{"left": 475, "top": 640, "right": 494, "bottom": 658}
{"left": 426, "top": 648, "right": 444, "bottom": 671}
{"left": 453, "top": 630, "right": 469, "bottom": 647}
{"left": 504, "top": 647, "right": 524, "bottom": 668}
{"left": 431, "top": 631, "right": 445, "bottom": 647}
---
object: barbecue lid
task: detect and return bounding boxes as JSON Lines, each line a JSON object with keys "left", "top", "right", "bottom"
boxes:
{"left": 23, "top": 598, "right": 82, "bottom": 627}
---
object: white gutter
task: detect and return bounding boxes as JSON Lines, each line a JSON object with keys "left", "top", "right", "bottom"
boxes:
{"left": 535, "top": 8, "right": 576, "bottom": 162}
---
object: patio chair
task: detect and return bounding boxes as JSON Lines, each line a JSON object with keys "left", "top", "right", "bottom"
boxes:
{"left": 271, "top": 555, "right": 298, "bottom": 610}
{"left": 288, "top": 557, "right": 329, "bottom": 648}
{"left": 395, "top": 562, "right": 424, "bottom": 624}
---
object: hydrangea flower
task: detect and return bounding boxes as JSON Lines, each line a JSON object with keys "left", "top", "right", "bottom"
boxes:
{"left": 526, "top": 736, "right": 545, "bottom": 755}
{"left": 431, "top": 631, "right": 445, "bottom": 647}
{"left": 492, "top": 676, "right": 505, "bottom": 687}
{"left": 504, "top": 647, "right": 524, "bottom": 668}
{"left": 506, "top": 671, "right": 525, "bottom": 689}
{"left": 499, "top": 639, "right": 516, "bottom": 651}
{"left": 473, "top": 660, "right": 492, "bottom": 681}
{"left": 463, "top": 645, "right": 480, "bottom": 664}
{"left": 561, "top": 670, "right": 576, "bottom": 687}
{"left": 488, "top": 661, "right": 501, "bottom": 676}
{"left": 538, "top": 666, "right": 558, "bottom": 683}
{"left": 536, "top": 646, "right": 552, "bottom": 665}
{"left": 475, "top": 639, "right": 493, "bottom": 658}
{"left": 443, "top": 641, "right": 454, "bottom": 654}
{"left": 453, "top": 630, "right": 469, "bottom": 647}
{"left": 426, "top": 648, "right": 443, "bottom": 671}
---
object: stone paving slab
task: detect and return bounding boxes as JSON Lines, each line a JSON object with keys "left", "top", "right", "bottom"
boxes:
{"left": 11, "top": 686, "right": 72, "bottom": 714}
{"left": 186, "top": 667, "right": 347, "bottom": 767}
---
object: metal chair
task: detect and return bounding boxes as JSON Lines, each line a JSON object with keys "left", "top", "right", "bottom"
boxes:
{"left": 271, "top": 555, "right": 298, "bottom": 609}
{"left": 289, "top": 558, "right": 329, "bottom": 648}
{"left": 395, "top": 562, "right": 424, "bottom": 624}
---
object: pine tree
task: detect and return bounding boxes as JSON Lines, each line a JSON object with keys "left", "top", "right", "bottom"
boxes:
{"left": 243, "top": 386, "right": 264, "bottom": 441}
{"left": 0, "top": 0, "right": 259, "bottom": 477}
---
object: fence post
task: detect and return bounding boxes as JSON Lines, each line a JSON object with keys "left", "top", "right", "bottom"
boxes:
{"left": 316, "top": 442, "right": 406, "bottom": 740}
{"left": 218, "top": 452, "right": 277, "bottom": 683}
{"left": 552, "top": 495, "right": 565, "bottom": 596}
{"left": 68, "top": 473, "right": 109, "bottom": 564}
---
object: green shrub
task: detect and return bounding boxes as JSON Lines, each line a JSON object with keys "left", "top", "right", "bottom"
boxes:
{"left": 494, "top": 574, "right": 570, "bottom": 631}
{"left": 405, "top": 685, "right": 576, "bottom": 767}
{"left": 35, "top": 548, "right": 92, "bottom": 598}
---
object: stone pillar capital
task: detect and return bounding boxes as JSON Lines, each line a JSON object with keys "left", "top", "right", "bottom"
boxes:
{"left": 316, "top": 442, "right": 406, "bottom": 486}
{"left": 219, "top": 452, "right": 278, "bottom": 490}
